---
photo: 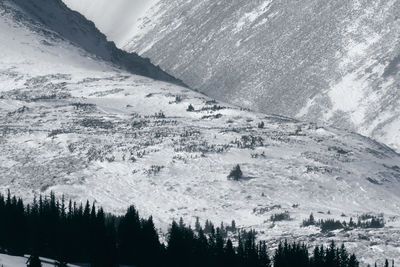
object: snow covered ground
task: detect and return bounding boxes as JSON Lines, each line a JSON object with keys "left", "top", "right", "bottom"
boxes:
{"left": 123, "top": 0, "right": 400, "bottom": 153}
{"left": 0, "top": 253, "right": 79, "bottom": 267}
{"left": 1, "top": 0, "right": 400, "bottom": 265}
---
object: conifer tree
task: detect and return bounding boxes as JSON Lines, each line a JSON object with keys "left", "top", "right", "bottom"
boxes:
{"left": 117, "top": 205, "right": 141, "bottom": 265}
{"left": 215, "top": 228, "right": 225, "bottom": 265}
{"left": 348, "top": 254, "right": 359, "bottom": 267}
{"left": 228, "top": 164, "right": 243, "bottom": 180}
{"left": 26, "top": 255, "right": 41, "bottom": 267}
{"left": 195, "top": 217, "right": 201, "bottom": 232}
{"left": 258, "top": 241, "right": 271, "bottom": 267}
{"left": 224, "top": 239, "right": 236, "bottom": 267}
{"left": 338, "top": 244, "right": 348, "bottom": 267}
{"left": 187, "top": 104, "right": 195, "bottom": 112}
{"left": 141, "top": 216, "right": 163, "bottom": 267}
{"left": 231, "top": 220, "right": 236, "bottom": 231}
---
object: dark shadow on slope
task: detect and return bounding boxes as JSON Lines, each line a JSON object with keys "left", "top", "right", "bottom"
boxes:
{"left": 383, "top": 53, "right": 400, "bottom": 77}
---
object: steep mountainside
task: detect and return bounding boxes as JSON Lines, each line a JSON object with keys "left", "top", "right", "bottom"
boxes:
{"left": 12, "top": 0, "right": 182, "bottom": 85}
{"left": 125, "top": 0, "right": 400, "bottom": 151}
{"left": 1, "top": 0, "right": 400, "bottom": 264}
{"left": 62, "top": 0, "right": 158, "bottom": 47}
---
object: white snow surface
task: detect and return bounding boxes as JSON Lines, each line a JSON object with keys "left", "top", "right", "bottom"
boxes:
{"left": 123, "top": 0, "right": 400, "bottom": 153}
{"left": 1, "top": 1, "right": 400, "bottom": 265}
{"left": 0, "top": 253, "right": 79, "bottom": 267}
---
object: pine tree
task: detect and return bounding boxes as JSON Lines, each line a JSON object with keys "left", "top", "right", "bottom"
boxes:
{"left": 117, "top": 205, "right": 142, "bottom": 265}
{"left": 324, "top": 240, "right": 337, "bottom": 267}
{"left": 224, "top": 239, "right": 236, "bottom": 267}
{"left": 338, "top": 244, "right": 348, "bottom": 267}
{"left": 195, "top": 217, "right": 201, "bottom": 232}
{"left": 311, "top": 245, "right": 324, "bottom": 267}
{"left": 26, "top": 255, "right": 42, "bottom": 267}
{"left": 195, "top": 228, "right": 209, "bottom": 267}
{"left": 141, "top": 216, "right": 163, "bottom": 267}
{"left": 187, "top": 104, "right": 195, "bottom": 112}
{"left": 258, "top": 241, "right": 271, "bottom": 267}
{"left": 228, "top": 165, "right": 243, "bottom": 180}
{"left": 214, "top": 228, "right": 225, "bottom": 266}
{"left": 348, "top": 254, "right": 359, "bottom": 267}
{"left": 231, "top": 220, "right": 236, "bottom": 232}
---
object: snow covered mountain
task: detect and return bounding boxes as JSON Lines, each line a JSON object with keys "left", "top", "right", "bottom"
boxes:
{"left": 123, "top": 0, "right": 400, "bottom": 152}
{"left": 1, "top": 0, "right": 400, "bottom": 264}
{"left": 11, "top": 0, "right": 182, "bottom": 85}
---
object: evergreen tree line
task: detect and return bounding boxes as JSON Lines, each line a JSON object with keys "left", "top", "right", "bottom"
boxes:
{"left": 0, "top": 191, "right": 368, "bottom": 267}
{"left": 302, "top": 213, "right": 385, "bottom": 232}
{"left": 273, "top": 240, "right": 359, "bottom": 267}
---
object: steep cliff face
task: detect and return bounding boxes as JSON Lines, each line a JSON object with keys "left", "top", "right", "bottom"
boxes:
{"left": 125, "top": 0, "right": 400, "bottom": 151}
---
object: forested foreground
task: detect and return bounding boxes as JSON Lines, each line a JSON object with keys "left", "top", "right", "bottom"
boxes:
{"left": 0, "top": 191, "right": 374, "bottom": 267}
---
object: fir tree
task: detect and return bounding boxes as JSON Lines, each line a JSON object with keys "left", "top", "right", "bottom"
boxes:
{"left": 195, "top": 217, "right": 201, "bottom": 232}
{"left": 228, "top": 164, "right": 243, "bottom": 180}
{"left": 26, "top": 255, "right": 41, "bottom": 267}
{"left": 187, "top": 104, "right": 195, "bottom": 112}
{"left": 348, "top": 254, "right": 359, "bottom": 267}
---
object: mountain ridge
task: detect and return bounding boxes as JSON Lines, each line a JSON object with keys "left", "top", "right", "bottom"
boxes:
{"left": 10, "top": 0, "right": 185, "bottom": 86}
{"left": 1, "top": 0, "right": 400, "bottom": 264}
{"left": 124, "top": 0, "right": 400, "bottom": 152}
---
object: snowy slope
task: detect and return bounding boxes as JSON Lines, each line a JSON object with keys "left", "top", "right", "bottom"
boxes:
{"left": 0, "top": 253, "right": 79, "bottom": 267}
{"left": 1, "top": 0, "right": 400, "bottom": 265}
{"left": 124, "top": 0, "right": 400, "bottom": 152}
{"left": 62, "top": 0, "right": 158, "bottom": 47}
{"left": 11, "top": 0, "right": 182, "bottom": 85}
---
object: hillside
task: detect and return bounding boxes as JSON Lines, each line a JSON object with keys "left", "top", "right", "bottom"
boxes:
{"left": 1, "top": 0, "right": 400, "bottom": 264}
{"left": 62, "top": 0, "right": 157, "bottom": 47}
{"left": 12, "top": 0, "right": 183, "bottom": 85}
{"left": 0, "top": 253, "right": 79, "bottom": 267}
{"left": 124, "top": 0, "right": 400, "bottom": 152}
